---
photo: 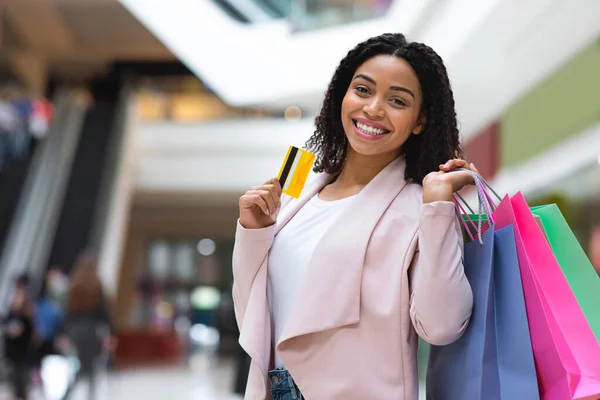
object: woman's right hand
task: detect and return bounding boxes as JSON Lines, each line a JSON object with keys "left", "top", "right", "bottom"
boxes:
{"left": 239, "top": 178, "right": 282, "bottom": 229}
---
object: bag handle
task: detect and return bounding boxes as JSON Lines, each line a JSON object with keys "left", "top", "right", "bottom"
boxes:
{"left": 456, "top": 168, "right": 502, "bottom": 206}
{"left": 475, "top": 173, "right": 502, "bottom": 202}
{"left": 452, "top": 168, "right": 501, "bottom": 243}
{"left": 454, "top": 197, "right": 477, "bottom": 242}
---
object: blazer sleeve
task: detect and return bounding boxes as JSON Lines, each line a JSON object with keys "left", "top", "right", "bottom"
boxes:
{"left": 408, "top": 201, "right": 473, "bottom": 346}
{"left": 231, "top": 194, "right": 295, "bottom": 330}
{"left": 231, "top": 221, "right": 277, "bottom": 330}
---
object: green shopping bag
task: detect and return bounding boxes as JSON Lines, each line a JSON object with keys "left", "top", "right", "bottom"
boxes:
{"left": 530, "top": 204, "right": 600, "bottom": 344}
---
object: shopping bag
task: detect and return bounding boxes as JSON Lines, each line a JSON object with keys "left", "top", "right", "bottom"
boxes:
{"left": 531, "top": 204, "right": 600, "bottom": 343}
{"left": 493, "top": 192, "right": 600, "bottom": 400}
{"left": 492, "top": 223, "right": 540, "bottom": 399}
{"left": 427, "top": 182, "right": 539, "bottom": 400}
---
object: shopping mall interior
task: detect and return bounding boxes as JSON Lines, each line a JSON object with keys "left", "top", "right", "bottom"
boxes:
{"left": 0, "top": 0, "right": 599, "bottom": 399}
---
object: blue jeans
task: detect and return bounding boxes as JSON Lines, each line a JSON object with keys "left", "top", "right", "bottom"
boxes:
{"left": 268, "top": 368, "right": 303, "bottom": 400}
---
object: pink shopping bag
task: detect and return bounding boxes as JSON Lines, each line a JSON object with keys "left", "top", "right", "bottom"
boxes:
{"left": 493, "top": 192, "right": 600, "bottom": 400}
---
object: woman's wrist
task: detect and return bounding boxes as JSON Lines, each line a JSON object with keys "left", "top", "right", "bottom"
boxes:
{"left": 422, "top": 183, "right": 454, "bottom": 203}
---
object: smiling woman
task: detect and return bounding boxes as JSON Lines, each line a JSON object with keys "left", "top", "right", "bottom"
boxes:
{"left": 232, "top": 33, "right": 477, "bottom": 400}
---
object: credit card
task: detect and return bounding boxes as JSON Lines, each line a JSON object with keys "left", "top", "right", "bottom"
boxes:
{"left": 277, "top": 146, "right": 315, "bottom": 198}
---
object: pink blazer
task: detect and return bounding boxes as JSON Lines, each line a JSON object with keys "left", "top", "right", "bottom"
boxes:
{"left": 232, "top": 157, "right": 473, "bottom": 399}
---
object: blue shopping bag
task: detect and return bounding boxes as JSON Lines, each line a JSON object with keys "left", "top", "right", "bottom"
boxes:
{"left": 493, "top": 225, "right": 539, "bottom": 399}
{"left": 426, "top": 219, "right": 539, "bottom": 399}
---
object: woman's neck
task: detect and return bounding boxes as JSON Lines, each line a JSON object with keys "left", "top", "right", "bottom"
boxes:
{"left": 319, "top": 148, "right": 398, "bottom": 200}
{"left": 334, "top": 148, "right": 399, "bottom": 188}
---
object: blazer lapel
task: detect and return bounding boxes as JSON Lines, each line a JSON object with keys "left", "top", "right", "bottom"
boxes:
{"left": 277, "top": 157, "right": 409, "bottom": 348}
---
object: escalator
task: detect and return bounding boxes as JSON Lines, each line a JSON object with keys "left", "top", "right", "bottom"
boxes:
{"left": 0, "top": 151, "right": 35, "bottom": 252}
{"left": 0, "top": 91, "right": 87, "bottom": 311}
{"left": 0, "top": 74, "right": 129, "bottom": 305}
{"left": 47, "top": 77, "right": 121, "bottom": 273}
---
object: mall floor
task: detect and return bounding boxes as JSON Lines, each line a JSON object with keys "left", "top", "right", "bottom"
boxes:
{"left": 87, "top": 355, "right": 243, "bottom": 400}
{"left": 0, "top": 353, "right": 242, "bottom": 400}
{"left": 1, "top": 353, "right": 426, "bottom": 399}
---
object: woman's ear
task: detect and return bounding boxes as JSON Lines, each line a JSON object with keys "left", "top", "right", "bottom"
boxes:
{"left": 413, "top": 115, "right": 427, "bottom": 135}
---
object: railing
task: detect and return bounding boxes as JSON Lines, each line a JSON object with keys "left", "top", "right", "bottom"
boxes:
{"left": 215, "top": 0, "right": 393, "bottom": 30}
{"left": 289, "top": 0, "right": 393, "bottom": 31}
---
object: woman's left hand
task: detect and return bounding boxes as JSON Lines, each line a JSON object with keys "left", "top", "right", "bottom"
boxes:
{"left": 422, "top": 159, "right": 479, "bottom": 203}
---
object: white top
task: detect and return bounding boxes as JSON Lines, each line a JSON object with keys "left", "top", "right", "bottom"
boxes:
{"left": 267, "top": 193, "right": 356, "bottom": 369}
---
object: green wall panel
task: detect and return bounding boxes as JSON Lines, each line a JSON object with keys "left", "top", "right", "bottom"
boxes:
{"left": 501, "top": 40, "right": 600, "bottom": 167}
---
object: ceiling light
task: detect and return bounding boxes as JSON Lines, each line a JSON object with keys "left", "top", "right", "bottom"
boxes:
{"left": 284, "top": 106, "right": 302, "bottom": 121}
{"left": 197, "top": 238, "right": 216, "bottom": 256}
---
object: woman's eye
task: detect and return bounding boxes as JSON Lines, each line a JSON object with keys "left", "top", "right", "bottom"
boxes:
{"left": 355, "top": 86, "right": 369, "bottom": 94}
{"left": 391, "top": 98, "right": 406, "bottom": 106}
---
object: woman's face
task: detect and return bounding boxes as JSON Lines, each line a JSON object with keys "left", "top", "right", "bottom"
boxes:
{"left": 341, "top": 55, "right": 424, "bottom": 160}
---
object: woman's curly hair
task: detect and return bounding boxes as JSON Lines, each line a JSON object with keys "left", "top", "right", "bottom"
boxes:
{"left": 305, "top": 33, "right": 462, "bottom": 184}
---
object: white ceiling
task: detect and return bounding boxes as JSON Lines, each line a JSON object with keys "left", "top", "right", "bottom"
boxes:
{"left": 120, "top": 0, "right": 600, "bottom": 138}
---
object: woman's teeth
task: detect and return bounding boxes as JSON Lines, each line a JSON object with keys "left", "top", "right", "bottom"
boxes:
{"left": 355, "top": 121, "right": 388, "bottom": 136}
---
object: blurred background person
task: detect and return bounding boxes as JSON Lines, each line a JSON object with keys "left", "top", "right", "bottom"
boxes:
{"left": 62, "top": 253, "right": 113, "bottom": 400}
{"left": 2, "top": 274, "right": 34, "bottom": 400}
{"left": 0, "top": 91, "right": 18, "bottom": 171}
{"left": 32, "top": 269, "right": 67, "bottom": 379}
{"left": 43, "top": 268, "right": 69, "bottom": 311}
{"left": 9, "top": 90, "right": 33, "bottom": 161}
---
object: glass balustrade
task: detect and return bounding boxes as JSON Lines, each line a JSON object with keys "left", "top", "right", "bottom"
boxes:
{"left": 221, "top": 0, "right": 394, "bottom": 29}
{"left": 290, "top": 0, "right": 393, "bottom": 31}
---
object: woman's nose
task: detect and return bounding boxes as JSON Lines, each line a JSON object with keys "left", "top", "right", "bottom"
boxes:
{"left": 363, "top": 98, "right": 385, "bottom": 118}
